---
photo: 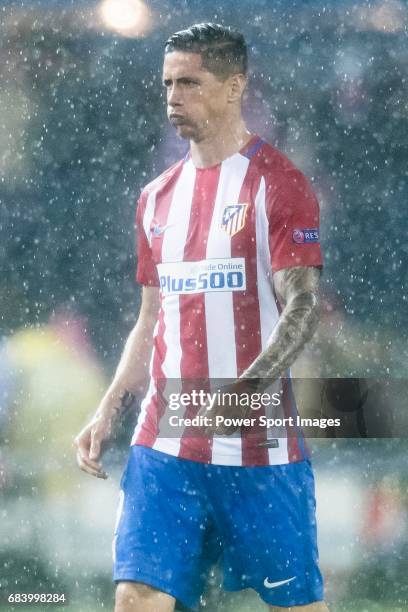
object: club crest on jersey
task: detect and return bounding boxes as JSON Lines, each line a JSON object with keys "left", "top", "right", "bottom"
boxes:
{"left": 221, "top": 204, "right": 249, "bottom": 237}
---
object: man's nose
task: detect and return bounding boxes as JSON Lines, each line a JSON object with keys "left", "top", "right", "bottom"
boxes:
{"left": 167, "top": 84, "right": 182, "bottom": 107}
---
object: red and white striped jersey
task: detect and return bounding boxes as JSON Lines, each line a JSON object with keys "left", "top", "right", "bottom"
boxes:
{"left": 131, "top": 135, "right": 323, "bottom": 466}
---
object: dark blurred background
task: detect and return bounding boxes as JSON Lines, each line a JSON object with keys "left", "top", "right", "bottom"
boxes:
{"left": 0, "top": 1, "right": 407, "bottom": 611}
{"left": 1, "top": 0, "right": 407, "bottom": 368}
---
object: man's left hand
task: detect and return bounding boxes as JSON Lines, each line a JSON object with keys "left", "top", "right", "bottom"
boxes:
{"left": 197, "top": 379, "right": 259, "bottom": 436}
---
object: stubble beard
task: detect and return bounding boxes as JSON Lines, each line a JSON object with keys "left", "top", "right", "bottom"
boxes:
{"left": 169, "top": 114, "right": 209, "bottom": 143}
{"left": 173, "top": 121, "right": 202, "bottom": 143}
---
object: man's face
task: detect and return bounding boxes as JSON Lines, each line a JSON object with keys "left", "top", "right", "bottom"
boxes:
{"left": 162, "top": 51, "right": 231, "bottom": 142}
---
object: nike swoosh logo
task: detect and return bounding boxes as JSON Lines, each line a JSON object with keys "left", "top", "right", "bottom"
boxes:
{"left": 263, "top": 576, "right": 296, "bottom": 589}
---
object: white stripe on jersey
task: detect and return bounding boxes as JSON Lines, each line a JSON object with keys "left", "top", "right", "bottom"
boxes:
{"left": 254, "top": 178, "right": 276, "bottom": 348}
{"left": 205, "top": 154, "right": 250, "bottom": 465}
{"left": 152, "top": 159, "right": 196, "bottom": 456}
{"left": 255, "top": 177, "right": 289, "bottom": 464}
{"left": 143, "top": 189, "right": 157, "bottom": 248}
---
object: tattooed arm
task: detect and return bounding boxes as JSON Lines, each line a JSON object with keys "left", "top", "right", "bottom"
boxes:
{"left": 200, "top": 266, "right": 320, "bottom": 435}
{"left": 241, "top": 265, "right": 320, "bottom": 381}
{"left": 75, "top": 286, "right": 160, "bottom": 477}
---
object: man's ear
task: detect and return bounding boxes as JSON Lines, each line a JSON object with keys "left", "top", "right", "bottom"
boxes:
{"left": 227, "top": 74, "right": 247, "bottom": 103}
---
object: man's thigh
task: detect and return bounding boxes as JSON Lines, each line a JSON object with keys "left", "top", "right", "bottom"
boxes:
{"left": 204, "top": 459, "right": 324, "bottom": 608}
{"left": 115, "top": 581, "right": 175, "bottom": 612}
{"left": 113, "top": 446, "right": 220, "bottom": 610}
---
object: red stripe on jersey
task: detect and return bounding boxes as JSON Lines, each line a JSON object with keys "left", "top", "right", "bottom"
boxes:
{"left": 231, "top": 162, "right": 268, "bottom": 465}
{"left": 287, "top": 376, "right": 310, "bottom": 460}
{"left": 281, "top": 377, "right": 304, "bottom": 463}
{"left": 178, "top": 165, "right": 221, "bottom": 462}
{"left": 149, "top": 163, "right": 185, "bottom": 264}
{"left": 135, "top": 191, "right": 159, "bottom": 286}
{"left": 134, "top": 171, "right": 179, "bottom": 448}
{"left": 136, "top": 305, "right": 167, "bottom": 447}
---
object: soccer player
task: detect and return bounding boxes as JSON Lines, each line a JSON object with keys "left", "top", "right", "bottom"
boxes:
{"left": 75, "top": 23, "right": 329, "bottom": 612}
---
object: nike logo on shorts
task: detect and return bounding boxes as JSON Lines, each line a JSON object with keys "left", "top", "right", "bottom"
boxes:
{"left": 263, "top": 576, "right": 296, "bottom": 589}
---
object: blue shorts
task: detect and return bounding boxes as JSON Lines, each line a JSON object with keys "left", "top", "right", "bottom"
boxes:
{"left": 113, "top": 446, "right": 323, "bottom": 609}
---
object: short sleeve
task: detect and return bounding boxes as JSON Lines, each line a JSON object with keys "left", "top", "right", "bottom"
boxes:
{"left": 267, "top": 169, "right": 323, "bottom": 273}
{"left": 135, "top": 193, "right": 160, "bottom": 287}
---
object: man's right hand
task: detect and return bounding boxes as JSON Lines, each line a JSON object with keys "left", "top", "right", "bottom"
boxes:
{"left": 74, "top": 408, "right": 116, "bottom": 479}
{"left": 74, "top": 287, "right": 159, "bottom": 480}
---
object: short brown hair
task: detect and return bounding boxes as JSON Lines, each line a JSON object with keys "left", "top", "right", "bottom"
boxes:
{"left": 164, "top": 23, "right": 247, "bottom": 80}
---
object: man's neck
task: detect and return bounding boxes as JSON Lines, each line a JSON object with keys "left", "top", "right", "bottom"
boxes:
{"left": 190, "top": 120, "right": 252, "bottom": 169}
